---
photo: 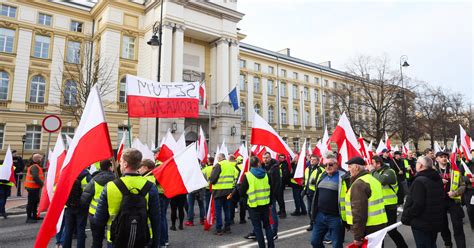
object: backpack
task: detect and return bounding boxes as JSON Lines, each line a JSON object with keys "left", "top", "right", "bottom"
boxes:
{"left": 110, "top": 179, "right": 153, "bottom": 248}
{"left": 66, "top": 173, "right": 87, "bottom": 208}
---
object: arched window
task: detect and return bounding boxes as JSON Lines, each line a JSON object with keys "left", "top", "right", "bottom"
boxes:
{"left": 0, "top": 71, "right": 9, "bottom": 100}
{"left": 281, "top": 107, "right": 287, "bottom": 124}
{"left": 268, "top": 105, "right": 274, "bottom": 123}
{"left": 63, "top": 80, "right": 78, "bottom": 106}
{"left": 241, "top": 102, "right": 246, "bottom": 121}
{"left": 29, "top": 75, "right": 46, "bottom": 103}
{"left": 254, "top": 104, "right": 260, "bottom": 115}
{"left": 119, "top": 77, "right": 127, "bottom": 103}
{"left": 293, "top": 109, "right": 299, "bottom": 125}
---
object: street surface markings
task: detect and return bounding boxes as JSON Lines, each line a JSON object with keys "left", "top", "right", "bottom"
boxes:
{"left": 219, "top": 225, "right": 309, "bottom": 248}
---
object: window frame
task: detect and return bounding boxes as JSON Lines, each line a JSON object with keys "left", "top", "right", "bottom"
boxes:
{"left": 63, "top": 80, "right": 78, "bottom": 106}
{"left": 267, "top": 79, "right": 274, "bottom": 95}
{"left": 253, "top": 77, "right": 260, "bottom": 93}
{"left": 281, "top": 107, "right": 287, "bottom": 125}
{"left": 37, "top": 13, "right": 52, "bottom": 26}
{"left": 0, "top": 123, "right": 4, "bottom": 149}
{"left": 25, "top": 125, "right": 42, "bottom": 150}
{"left": 239, "top": 74, "right": 246, "bottom": 91}
{"left": 1, "top": 4, "right": 17, "bottom": 18}
{"left": 0, "top": 27, "right": 15, "bottom": 53}
{"left": 254, "top": 63, "right": 260, "bottom": 72}
{"left": 66, "top": 40, "right": 81, "bottom": 64}
{"left": 268, "top": 105, "right": 274, "bottom": 124}
{"left": 33, "top": 34, "right": 50, "bottom": 59}
{"left": 0, "top": 71, "right": 10, "bottom": 101}
{"left": 29, "top": 75, "right": 46, "bottom": 103}
{"left": 119, "top": 77, "right": 127, "bottom": 103}
{"left": 70, "top": 20, "right": 83, "bottom": 32}
{"left": 121, "top": 35, "right": 136, "bottom": 60}
{"left": 61, "top": 126, "right": 75, "bottom": 145}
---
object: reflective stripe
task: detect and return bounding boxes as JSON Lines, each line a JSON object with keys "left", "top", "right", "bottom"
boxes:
{"left": 248, "top": 196, "right": 271, "bottom": 203}
{"left": 368, "top": 198, "right": 384, "bottom": 206}
{"left": 368, "top": 209, "right": 386, "bottom": 217}
{"left": 247, "top": 188, "right": 270, "bottom": 196}
{"left": 246, "top": 172, "right": 270, "bottom": 207}
{"left": 213, "top": 161, "right": 237, "bottom": 190}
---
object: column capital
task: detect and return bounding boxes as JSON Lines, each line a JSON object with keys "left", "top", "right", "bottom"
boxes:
{"left": 229, "top": 39, "right": 239, "bottom": 46}
{"left": 162, "top": 21, "right": 175, "bottom": 29}
{"left": 175, "top": 23, "right": 186, "bottom": 32}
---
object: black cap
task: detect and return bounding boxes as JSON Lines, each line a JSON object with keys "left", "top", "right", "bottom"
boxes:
{"left": 381, "top": 148, "right": 390, "bottom": 153}
{"left": 436, "top": 151, "right": 449, "bottom": 157}
{"left": 345, "top": 156, "right": 366, "bottom": 166}
{"left": 394, "top": 151, "right": 402, "bottom": 155}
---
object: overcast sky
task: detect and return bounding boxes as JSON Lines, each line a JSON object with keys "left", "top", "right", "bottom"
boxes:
{"left": 237, "top": 0, "right": 473, "bottom": 103}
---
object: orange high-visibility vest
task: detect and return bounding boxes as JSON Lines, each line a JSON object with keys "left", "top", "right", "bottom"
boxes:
{"left": 25, "top": 164, "right": 44, "bottom": 189}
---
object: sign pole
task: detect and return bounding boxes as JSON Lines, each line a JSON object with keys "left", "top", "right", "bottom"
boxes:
{"left": 41, "top": 114, "right": 62, "bottom": 169}
{"left": 42, "top": 132, "right": 52, "bottom": 169}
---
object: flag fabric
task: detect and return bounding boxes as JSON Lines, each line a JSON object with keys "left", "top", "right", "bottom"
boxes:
{"left": 156, "top": 130, "right": 178, "bottom": 162}
{"left": 213, "top": 145, "right": 220, "bottom": 166}
{"left": 358, "top": 136, "right": 370, "bottom": 163}
{"left": 132, "top": 138, "right": 154, "bottom": 161}
{"left": 367, "top": 140, "right": 374, "bottom": 162}
{"left": 116, "top": 131, "right": 127, "bottom": 162}
{"left": 330, "top": 112, "right": 361, "bottom": 160}
{"left": 376, "top": 139, "right": 386, "bottom": 155}
{"left": 220, "top": 139, "right": 229, "bottom": 160}
{"left": 197, "top": 126, "right": 208, "bottom": 164}
{"left": 319, "top": 126, "right": 331, "bottom": 156}
{"left": 450, "top": 136, "right": 460, "bottom": 171}
{"left": 393, "top": 145, "right": 399, "bottom": 152}
{"left": 461, "top": 160, "right": 474, "bottom": 188}
{"left": 35, "top": 86, "right": 113, "bottom": 248}
{"left": 176, "top": 132, "right": 186, "bottom": 154}
{"left": 229, "top": 87, "right": 239, "bottom": 111}
{"left": 256, "top": 146, "right": 267, "bottom": 161}
{"left": 203, "top": 194, "right": 215, "bottom": 231}
{"left": 153, "top": 143, "right": 208, "bottom": 198}
{"left": 293, "top": 140, "right": 307, "bottom": 185}
{"left": 126, "top": 75, "right": 200, "bottom": 118}
{"left": 365, "top": 222, "right": 403, "bottom": 248}
{"left": 266, "top": 146, "right": 278, "bottom": 159}
{"left": 237, "top": 144, "right": 250, "bottom": 183}
{"left": 66, "top": 135, "right": 73, "bottom": 149}
{"left": 402, "top": 142, "right": 410, "bottom": 157}
{"left": 199, "top": 82, "right": 208, "bottom": 109}
{"left": 460, "top": 125, "right": 472, "bottom": 161}
{"left": 0, "top": 145, "right": 15, "bottom": 185}
{"left": 339, "top": 140, "right": 350, "bottom": 170}
{"left": 312, "top": 140, "right": 322, "bottom": 157}
{"left": 251, "top": 111, "right": 295, "bottom": 158}
{"left": 38, "top": 135, "right": 66, "bottom": 215}
{"left": 385, "top": 132, "right": 391, "bottom": 151}
{"left": 434, "top": 141, "right": 442, "bottom": 153}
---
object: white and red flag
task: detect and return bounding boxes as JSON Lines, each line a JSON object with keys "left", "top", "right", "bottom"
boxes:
{"left": 236, "top": 144, "right": 250, "bottom": 183}
{"left": 358, "top": 135, "right": 370, "bottom": 163}
{"left": 176, "top": 132, "right": 186, "bottom": 154}
{"left": 197, "top": 126, "right": 208, "bottom": 164}
{"left": 450, "top": 136, "right": 460, "bottom": 170}
{"left": 0, "top": 145, "right": 16, "bottom": 185}
{"left": 460, "top": 125, "right": 472, "bottom": 161}
{"left": 461, "top": 160, "right": 474, "bottom": 187}
{"left": 385, "top": 132, "right": 391, "bottom": 151}
{"left": 434, "top": 141, "right": 442, "bottom": 154}
{"left": 153, "top": 143, "right": 208, "bottom": 198}
{"left": 132, "top": 138, "right": 154, "bottom": 161}
{"left": 312, "top": 140, "right": 322, "bottom": 157}
{"left": 38, "top": 136, "right": 66, "bottom": 215}
{"left": 330, "top": 112, "right": 361, "bottom": 161}
{"left": 220, "top": 139, "right": 229, "bottom": 160}
{"left": 293, "top": 140, "right": 307, "bottom": 186}
{"left": 251, "top": 111, "right": 295, "bottom": 158}
{"left": 376, "top": 139, "right": 386, "bottom": 155}
{"left": 203, "top": 194, "right": 215, "bottom": 231}
{"left": 156, "top": 130, "right": 178, "bottom": 162}
{"left": 116, "top": 131, "right": 127, "bottom": 163}
{"left": 213, "top": 145, "right": 220, "bottom": 166}
{"left": 402, "top": 142, "right": 410, "bottom": 157}
{"left": 35, "top": 86, "right": 113, "bottom": 248}
{"left": 339, "top": 140, "right": 350, "bottom": 170}
{"left": 126, "top": 74, "right": 199, "bottom": 118}
{"left": 199, "top": 82, "right": 208, "bottom": 109}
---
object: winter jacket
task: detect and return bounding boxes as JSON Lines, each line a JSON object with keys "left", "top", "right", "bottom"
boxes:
{"left": 401, "top": 168, "right": 445, "bottom": 232}
{"left": 264, "top": 158, "right": 281, "bottom": 202}
{"left": 80, "top": 170, "right": 116, "bottom": 208}
{"left": 239, "top": 167, "right": 273, "bottom": 204}
{"left": 310, "top": 169, "right": 350, "bottom": 220}
{"left": 279, "top": 160, "right": 291, "bottom": 186}
{"left": 209, "top": 162, "right": 236, "bottom": 198}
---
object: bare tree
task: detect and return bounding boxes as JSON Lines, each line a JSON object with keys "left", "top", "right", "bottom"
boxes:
{"left": 55, "top": 41, "right": 115, "bottom": 122}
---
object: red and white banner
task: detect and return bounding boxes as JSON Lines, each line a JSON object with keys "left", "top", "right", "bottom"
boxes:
{"left": 116, "top": 132, "right": 127, "bottom": 162}
{"left": 460, "top": 125, "right": 472, "bottom": 160}
{"left": 126, "top": 75, "right": 199, "bottom": 118}
{"left": 198, "top": 126, "right": 208, "bottom": 164}
{"left": 237, "top": 144, "right": 250, "bottom": 184}
{"left": 251, "top": 111, "right": 295, "bottom": 158}
{"left": 330, "top": 112, "right": 361, "bottom": 162}
{"left": 0, "top": 145, "right": 15, "bottom": 185}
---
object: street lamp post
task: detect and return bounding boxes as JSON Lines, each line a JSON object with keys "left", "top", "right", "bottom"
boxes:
{"left": 399, "top": 55, "right": 409, "bottom": 143}
{"left": 147, "top": 0, "right": 164, "bottom": 146}
{"left": 21, "top": 134, "right": 26, "bottom": 160}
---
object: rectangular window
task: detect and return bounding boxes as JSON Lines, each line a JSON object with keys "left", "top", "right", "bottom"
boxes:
{"left": 333, "top": 81, "right": 338, "bottom": 89}
{"left": 38, "top": 13, "right": 52, "bottom": 26}
{"left": 267, "top": 80, "right": 274, "bottom": 95}
{"left": 70, "top": 21, "right": 83, "bottom": 32}
{"left": 33, "top": 35, "right": 50, "bottom": 59}
{"left": 304, "top": 75, "right": 309, "bottom": 82}
{"left": 293, "top": 138, "right": 300, "bottom": 152}
{"left": 281, "top": 69, "right": 286, "bottom": 77}
{"left": 66, "top": 41, "right": 81, "bottom": 64}
{"left": 292, "top": 85, "right": 298, "bottom": 99}
{"left": 280, "top": 82, "right": 287, "bottom": 97}
{"left": 293, "top": 72, "right": 298, "bottom": 80}
{"left": 61, "top": 127, "right": 75, "bottom": 145}
{"left": 314, "top": 89, "right": 319, "bottom": 103}
{"left": 0, "top": 124, "right": 4, "bottom": 149}
{"left": 239, "top": 59, "right": 246, "bottom": 68}
{"left": 324, "top": 79, "right": 329, "bottom": 87}
{"left": 0, "top": 28, "right": 15, "bottom": 53}
{"left": 1, "top": 4, "right": 17, "bottom": 18}
{"left": 25, "top": 125, "right": 42, "bottom": 150}
{"left": 121, "top": 35, "right": 135, "bottom": 60}
{"left": 314, "top": 77, "right": 319, "bottom": 85}
{"left": 303, "top": 87, "right": 309, "bottom": 101}
{"left": 118, "top": 126, "right": 130, "bottom": 148}
{"left": 268, "top": 66, "right": 274, "bottom": 74}
{"left": 254, "top": 63, "right": 260, "bottom": 72}
{"left": 239, "top": 74, "right": 246, "bottom": 91}
{"left": 253, "top": 77, "right": 260, "bottom": 93}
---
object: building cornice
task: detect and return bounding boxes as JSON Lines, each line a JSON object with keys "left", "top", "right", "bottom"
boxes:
{"left": 18, "top": 1, "right": 93, "bottom": 20}
{"left": 176, "top": 1, "right": 244, "bottom": 23}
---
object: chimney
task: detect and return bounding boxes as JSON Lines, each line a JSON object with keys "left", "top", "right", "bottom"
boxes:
{"left": 277, "top": 48, "right": 290, "bottom": 56}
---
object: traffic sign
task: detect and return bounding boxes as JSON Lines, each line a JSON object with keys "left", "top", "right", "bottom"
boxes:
{"left": 42, "top": 115, "right": 62, "bottom": 133}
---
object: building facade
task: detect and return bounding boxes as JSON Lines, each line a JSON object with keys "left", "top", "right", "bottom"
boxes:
{"left": 0, "top": 0, "right": 368, "bottom": 157}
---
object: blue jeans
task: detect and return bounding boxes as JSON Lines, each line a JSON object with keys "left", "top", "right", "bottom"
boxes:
{"left": 204, "top": 189, "right": 211, "bottom": 214}
{"left": 56, "top": 217, "right": 65, "bottom": 245}
{"left": 214, "top": 196, "right": 232, "bottom": 231}
{"left": 412, "top": 228, "right": 438, "bottom": 248}
{"left": 307, "top": 193, "right": 313, "bottom": 221}
{"left": 0, "top": 185, "right": 11, "bottom": 215}
{"left": 310, "top": 212, "right": 343, "bottom": 248}
{"left": 291, "top": 184, "right": 306, "bottom": 213}
{"left": 187, "top": 191, "right": 205, "bottom": 222}
{"left": 62, "top": 207, "right": 88, "bottom": 248}
{"left": 249, "top": 206, "right": 275, "bottom": 248}
{"left": 159, "top": 195, "right": 170, "bottom": 245}
{"left": 271, "top": 200, "right": 278, "bottom": 234}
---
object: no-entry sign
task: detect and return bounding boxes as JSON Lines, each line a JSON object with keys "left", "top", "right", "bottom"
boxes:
{"left": 42, "top": 115, "right": 62, "bottom": 133}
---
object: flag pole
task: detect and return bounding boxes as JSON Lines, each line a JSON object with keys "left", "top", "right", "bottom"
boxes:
{"left": 127, "top": 116, "right": 132, "bottom": 147}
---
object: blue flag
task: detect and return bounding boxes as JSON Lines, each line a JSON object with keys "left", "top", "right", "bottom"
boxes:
{"left": 229, "top": 87, "right": 239, "bottom": 111}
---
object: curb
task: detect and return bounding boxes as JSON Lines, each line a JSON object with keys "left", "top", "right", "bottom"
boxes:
{"left": 6, "top": 204, "right": 27, "bottom": 216}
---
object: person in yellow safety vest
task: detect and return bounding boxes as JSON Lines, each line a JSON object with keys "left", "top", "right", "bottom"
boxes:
{"left": 81, "top": 159, "right": 115, "bottom": 248}
{"left": 302, "top": 154, "right": 324, "bottom": 231}
{"left": 369, "top": 156, "right": 408, "bottom": 248}
{"left": 202, "top": 157, "right": 214, "bottom": 214}
{"left": 25, "top": 153, "right": 44, "bottom": 223}
{"left": 289, "top": 154, "right": 307, "bottom": 216}
{"left": 138, "top": 159, "right": 157, "bottom": 184}
{"left": 0, "top": 164, "right": 15, "bottom": 219}
{"left": 234, "top": 155, "right": 248, "bottom": 224}
{"left": 309, "top": 151, "right": 350, "bottom": 248}
{"left": 404, "top": 150, "right": 417, "bottom": 187}
{"left": 434, "top": 151, "right": 466, "bottom": 248}
{"left": 153, "top": 159, "right": 170, "bottom": 247}
{"left": 345, "top": 156, "right": 387, "bottom": 247}
{"left": 239, "top": 156, "right": 275, "bottom": 248}
{"left": 93, "top": 148, "right": 161, "bottom": 248}
{"left": 209, "top": 153, "right": 238, "bottom": 235}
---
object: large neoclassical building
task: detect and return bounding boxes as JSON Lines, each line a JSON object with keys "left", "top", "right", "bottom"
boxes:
{"left": 0, "top": 0, "right": 366, "bottom": 157}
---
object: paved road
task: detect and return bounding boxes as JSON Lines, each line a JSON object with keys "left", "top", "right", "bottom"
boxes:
{"left": 1, "top": 189, "right": 473, "bottom": 247}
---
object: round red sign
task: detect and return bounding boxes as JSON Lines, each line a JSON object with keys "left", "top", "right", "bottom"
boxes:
{"left": 42, "top": 115, "right": 62, "bottom": 133}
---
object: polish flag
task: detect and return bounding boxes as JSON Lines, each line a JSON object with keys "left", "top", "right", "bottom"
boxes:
{"left": 376, "top": 139, "right": 386, "bottom": 155}
{"left": 237, "top": 144, "right": 250, "bottom": 183}
{"left": 35, "top": 86, "right": 113, "bottom": 248}
{"left": 197, "top": 126, "right": 208, "bottom": 164}
{"left": 38, "top": 136, "right": 66, "bottom": 215}
{"left": 358, "top": 135, "right": 370, "bottom": 163}
{"left": 251, "top": 145, "right": 261, "bottom": 156}
{"left": 450, "top": 136, "right": 460, "bottom": 171}
{"left": 266, "top": 146, "right": 278, "bottom": 159}
{"left": 176, "top": 132, "right": 186, "bottom": 154}
{"left": 200, "top": 82, "right": 208, "bottom": 109}
{"left": 312, "top": 140, "right": 322, "bottom": 157}
{"left": 220, "top": 139, "right": 229, "bottom": 160}
{"left": 293, "top": 140, "right": 307, "bottom": 185}
{"left": 402, "top": 142, "right": 410, "bottom": 157}
{"left": 330, "top": 112, "right": 361, "bottom": 160}
{"left": 385, "top": 132, "right": 391, "bottom": 151}
{"left": 319, "top": 126, "right": 331, "bottom": 155}
{"left": 116, "top": 132, "right": 127, "bottom": 162}
{"left": 256, "top": 146, "right": 267, "bottom": 161}
{"left": 367, "top": 140, "right": 374, "bottom": 162}
{"left": 364, "top": 222, "right": 403, "bottom": 248}
{"left": 132, "top": 138, "right": 154, "bottom": 161}
{"left": 251, "top": 111, "right": 295, "bottom": 158}
{"left": 460, "top": 125, "right": 472, "bottom": 161}
{"left": 213, "top": 146, "right": 220, "bottom": 166}
{"left": 339, "top": 140, "right": 350, "bottom": 170}
{"left": 461, "top": 160, "right": 474, "bottom": 188}
{"left": 65, "top": 135, "right": 73, "bottom": 149}
{"left": 0, "top": 145, "right": 16, "bottom": 185}
{"left": 153, "top": 143, "right": 208, "bottom": 198}
{"left": 156, "top": 130, "right": 177, "bottom": 162}
{"left": 203, "top": 194, "right": 215, "bottom": 231}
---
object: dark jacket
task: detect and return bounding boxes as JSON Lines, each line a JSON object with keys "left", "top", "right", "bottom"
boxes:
{"left": 80, "top": 170, "right": 116, "bottom": 208}
{"left": 239, "top": 167, "right": 273, "bottom": 206}
{"left": 13, "top": 156, "right": 25, "bottom": 174}
{"left": 401, "top": 168, "right": 445, "bottom": 232}
{"left": 391, "top": 158, "right": 407, "bottom": 182}
{"left": 210, "top": 161, "right": 235, "bottom": 198}
{"left": 93, "top": 173, "right": 161, "bottom": 248}
{"left": 349, "top": 170, "right": 386, "bottom": 242}
{"left": 264, "top": 158, "right": 281, "bottom": 202}
{"left": 279, "top": 160, "right": 291, "bottom": 185}
{"left": 310, "top": 169, "right": 350, "bottom": 220}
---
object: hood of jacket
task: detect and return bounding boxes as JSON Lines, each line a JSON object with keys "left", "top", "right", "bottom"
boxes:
{"left": 250, "top": 167, "right": 267, "bottom": 179}
{"left": 93, "top": 170, "right": 116, "bottom": 185}
{"left": 416, "top": 168, "right": 441, "bottom": 181}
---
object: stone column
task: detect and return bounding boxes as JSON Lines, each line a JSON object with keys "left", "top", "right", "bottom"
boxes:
{"left": 172, "top": 24, "right": 185, "bottom": 82}
{"left": 228, "top": 39, "right": 239, "bottom": 96}
{"left": 160, "top": 22, "right": 174, "bottom": 82}
{"left": 210, "top": 42, "right": 217, "bottom": 104}
{"left": 216, "top": 38, "right": 229, "bottom": 103}
{"left": 310, "top": 87, "right": 316, "bottom": 129}
{"left": 261, "top": 77, "right": 268, "bottom": 120}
